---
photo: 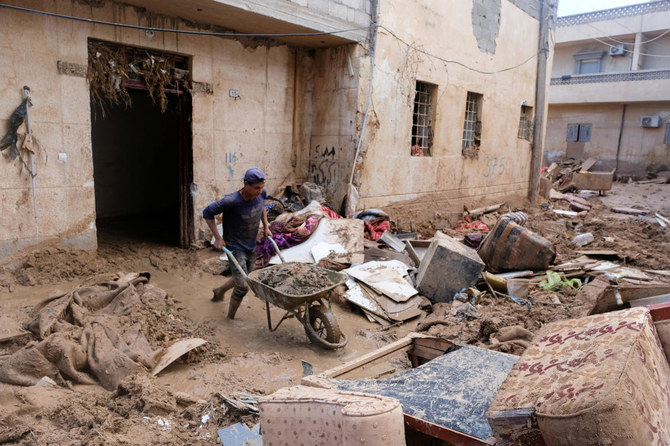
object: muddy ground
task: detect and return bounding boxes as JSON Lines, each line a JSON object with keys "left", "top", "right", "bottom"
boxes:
{"left": 0, "top": 182, "right": 669, "bottom": 445}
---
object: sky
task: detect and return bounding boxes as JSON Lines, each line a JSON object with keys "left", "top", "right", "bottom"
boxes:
{"left": 557, "top": 0, "right": 648, "bottom": 17}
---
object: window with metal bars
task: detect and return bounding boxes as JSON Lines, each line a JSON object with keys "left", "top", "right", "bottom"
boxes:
{"left": 518, "top": 105, "right": 534, "bottom": 141}
{"left": 411, "top": 81, "right": 435, "bottom": 157}
{"left": 462, "top": 92, "right": 483, "bottom": 157}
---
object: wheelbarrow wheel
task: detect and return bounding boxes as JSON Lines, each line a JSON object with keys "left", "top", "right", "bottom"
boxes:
{"left": 305, "top": 305, "right": 342, "bottom": 348}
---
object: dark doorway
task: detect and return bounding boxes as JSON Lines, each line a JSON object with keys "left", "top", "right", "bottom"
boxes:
{"left": 90, "top": 88, "right": 193, "bottom": 247}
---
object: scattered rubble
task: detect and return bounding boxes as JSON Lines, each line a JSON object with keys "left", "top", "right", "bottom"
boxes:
{"left": 2, "top": 180, "right": 670, "bottom": 444}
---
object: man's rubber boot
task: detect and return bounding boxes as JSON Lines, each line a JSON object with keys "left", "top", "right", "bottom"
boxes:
{"left": 227, "top": 296, "right": 243, "bottom": 320}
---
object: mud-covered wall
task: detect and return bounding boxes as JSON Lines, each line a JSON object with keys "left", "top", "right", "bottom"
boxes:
{"left": 307, "top": 45, "right": 361, "bottom": 209}
{"left": 354, "top": 0, "right": 542, "bottom": 217}
{"left": 0, "top": 0, "right": 307, "bottom": 257}
{"left": 546, "top": 102, "right": 670, "bottom": 176}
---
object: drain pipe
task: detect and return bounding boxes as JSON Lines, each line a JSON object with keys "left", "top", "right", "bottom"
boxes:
{"left": 614, "top": 103, "right": 627, "bottom": 176}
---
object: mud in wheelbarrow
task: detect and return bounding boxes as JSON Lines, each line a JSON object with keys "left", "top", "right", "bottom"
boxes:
{"left": 222, "top": 244, "right": 348, "bottom": 350}
{"left": 246, "top": 265, "right": 348, "bottom": 350}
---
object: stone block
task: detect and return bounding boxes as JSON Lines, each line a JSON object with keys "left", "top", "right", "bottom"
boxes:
{"left": 415, "top": 231, "right": 485, "bottom": 302}
{"left": 487, "top": 307, "right": 670, "bottom": 445}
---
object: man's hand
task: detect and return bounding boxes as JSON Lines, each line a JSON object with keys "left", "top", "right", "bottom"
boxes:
{"left": 213, "top": 238, "right": 225, "bottom": 250}
{"left": 264, "top": 227, "right": 272, "bottom": 238}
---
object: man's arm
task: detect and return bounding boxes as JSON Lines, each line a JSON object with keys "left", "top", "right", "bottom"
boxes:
{"left": 203, "top": 197, "right": 230, "bottom": 250}
{"left": 205, "top": 218, "right": 225, "bottom": 250}
{"left": 261, "top": 207, "right": 272, "bottom": 238}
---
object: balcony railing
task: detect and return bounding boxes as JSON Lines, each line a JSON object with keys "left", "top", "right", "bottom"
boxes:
{"left": 557, "top": 0, "right": 670, "bottom": 27}
{"left": 550, "top": 70, "right": 670, "bottom": 85}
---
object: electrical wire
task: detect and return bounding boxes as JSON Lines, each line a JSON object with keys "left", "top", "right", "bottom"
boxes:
{"left": 552, "top": 0, "right": 670, "bottom": 59}
{"left": 593, "top": 36, "right": 670, "bottom": 57}
{"left": 0, "top": 3, "right": 369, "bottom": 38}
{"left": 378, "top": 24, "right": 540, "bottom": 75}
{"left": 600, "top": 27, "right": 670, "bottom": 45}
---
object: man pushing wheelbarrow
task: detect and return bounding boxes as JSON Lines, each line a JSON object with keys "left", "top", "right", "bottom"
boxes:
{"left": 204, "top": 167, "right": 347, "bottom": 349}
{"left": 203, "top": 167, "right": 271, "bottom": 320}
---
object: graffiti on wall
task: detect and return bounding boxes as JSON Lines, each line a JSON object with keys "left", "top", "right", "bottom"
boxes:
{"left": 309, "top": 145, "right": 341, "bottom": 193}
{"left": 225, "top": 151, "right": 238, "bottom": 179}
{"left": 483, "top": 155, "right": 506, "bottom": 177}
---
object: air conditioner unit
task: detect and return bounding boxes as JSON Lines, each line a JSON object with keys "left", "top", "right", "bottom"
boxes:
{"left": 609, "top": 44, "right": 625, "bottom": 56}
{"left": 641, "top": 116, "right": 660, "bottom": 128}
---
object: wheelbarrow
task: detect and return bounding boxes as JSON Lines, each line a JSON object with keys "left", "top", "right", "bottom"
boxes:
{"left": 221, "top": 240, "right": 348, "bottom": 350}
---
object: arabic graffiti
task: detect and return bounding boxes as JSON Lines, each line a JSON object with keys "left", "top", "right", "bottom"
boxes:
{"left": 309, "top": 145, "right": 340, "bottom": 192}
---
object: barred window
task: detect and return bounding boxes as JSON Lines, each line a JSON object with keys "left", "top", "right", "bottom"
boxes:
{"left": 462, "top": 92, "right": 483, "bottom": 158}
{"left": 411, "top": 81, "right": 436, "bottom": 157}
{"left": 518, "top": 105, "right": 534, "bottom": 141}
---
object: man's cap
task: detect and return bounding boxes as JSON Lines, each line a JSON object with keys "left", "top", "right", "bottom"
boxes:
{"left": 243, "top": 167, "right": 266, "bottom": 183}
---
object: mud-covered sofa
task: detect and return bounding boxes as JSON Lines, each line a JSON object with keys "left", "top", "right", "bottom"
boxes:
{"left": 487, "top": 307, "right": 670, "bottom": 445}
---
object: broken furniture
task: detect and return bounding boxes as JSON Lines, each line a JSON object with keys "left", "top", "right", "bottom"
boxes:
{"left": 416, "top": 231, "right": 486, "bottom": 302}
{"left": 302, "top": 333, "right": 517, "bottom": 445}
{"left": 259, "top": 385, "right": 406, "bottom": 446}
{"left": 487, "top": 307, "right": 670, "bottom": 445}
{"left": 572, "top": 170, "right": 614, "bottom": 195}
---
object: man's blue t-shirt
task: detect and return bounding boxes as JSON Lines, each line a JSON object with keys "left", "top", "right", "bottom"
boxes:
{"left": 203, "top": 189, "right": 267, "bottom": 253}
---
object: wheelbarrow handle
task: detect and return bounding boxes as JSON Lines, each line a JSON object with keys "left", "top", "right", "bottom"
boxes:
{"left": 222, "top": 236, "right": 284, "bottom": 277}
{"left": 221, "top": 246, "right": 248, "bottom": 278}
{"left": 268, "top": 237, "right": 285, "bottom": 264}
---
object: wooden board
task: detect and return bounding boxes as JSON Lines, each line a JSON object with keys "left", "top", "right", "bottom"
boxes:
{"left": 151, "top": 338, "right": 207, "bottom": 376}
{"left": 577, "top": 249, "right": 620, "bottom": 257}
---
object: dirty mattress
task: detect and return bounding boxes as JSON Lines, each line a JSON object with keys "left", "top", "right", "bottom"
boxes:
{"left": 330, "top": 345, "right": 518, "bottom": 440}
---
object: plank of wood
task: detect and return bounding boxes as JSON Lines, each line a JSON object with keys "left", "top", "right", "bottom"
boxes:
{"left": 611, "top": 207, "right": 650, "bottom": 215}
{"left": 576, "top": 249, "right": 620, "bottom": 257}
{"left": 151, "top": 338, "right": 207, "bottom": 376}
{"left": 581, "top": 157, "right": 597, "bottom": 171}
{"left": 321, "top": 336, "right": 417, "bottom": 378}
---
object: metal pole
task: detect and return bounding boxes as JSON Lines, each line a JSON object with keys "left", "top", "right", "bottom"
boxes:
{"left": 614, "top": 104, "right": 627, "bottom": 176}
{"left": 527, "top": 1, "right": 556, "bottom": 203}
{"left": 23, "top": 86, "right": 38, "bottom": 221}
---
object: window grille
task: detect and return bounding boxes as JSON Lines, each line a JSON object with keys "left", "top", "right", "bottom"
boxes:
{"left": 518, "top": 105, "right": 533, "bottom": 141}
{"left": 411, "top": 81, "right": 435, "bottom": 156}
{"left": 462, "top": 92, "right": 482, "bottom": 156}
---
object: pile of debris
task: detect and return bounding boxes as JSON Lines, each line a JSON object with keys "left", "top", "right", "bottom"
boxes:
{"left": 214, "top": 175, "right": 670, "bottom": 358}
{"left": 0, "top": 272, "right": 213, "bottom": 390}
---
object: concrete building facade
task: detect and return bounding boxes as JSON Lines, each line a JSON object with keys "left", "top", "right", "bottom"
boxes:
{"left": 546, "top": 1, "right": 670, "bottom": 176}
{"left": 0, "top": 0, "right": 552, "bottom": 259}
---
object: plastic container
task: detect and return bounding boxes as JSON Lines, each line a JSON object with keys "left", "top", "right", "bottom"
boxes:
{"left": 572, "top": 232, "right": 594, "bottom": 246}
{"left": 477, "top": 218, "right": 555, "bottom": 272}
